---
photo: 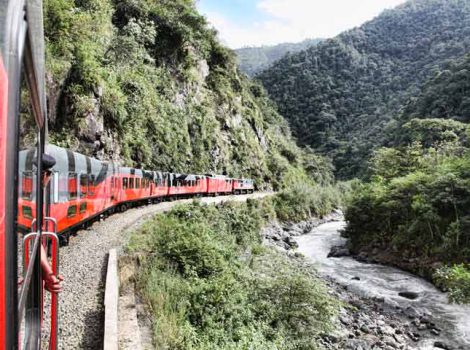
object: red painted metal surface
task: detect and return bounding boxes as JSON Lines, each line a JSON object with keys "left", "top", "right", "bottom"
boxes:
{"left": 0, "top": 56, "right": 8, "bottom": 350}
{"left": 233, "top": 179, "right": 254, "bottom": 193}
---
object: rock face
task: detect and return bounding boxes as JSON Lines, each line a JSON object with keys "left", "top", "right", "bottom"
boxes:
{"left": 44, "top": 0, "right": 325, "bottom": 187}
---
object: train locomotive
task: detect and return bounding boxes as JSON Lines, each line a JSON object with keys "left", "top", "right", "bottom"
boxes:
{"left": 0, "top": 0, "right": 254, "bottom": 349}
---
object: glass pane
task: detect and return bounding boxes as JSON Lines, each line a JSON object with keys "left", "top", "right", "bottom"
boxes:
{"left": 17, "top": 74, "right": 40, "bottom": 349}
{"left": 80, "top": 174, "right": 88, "bottom": 197}
{"left": 68, "top": 173, "right": 77, "bottom": 199}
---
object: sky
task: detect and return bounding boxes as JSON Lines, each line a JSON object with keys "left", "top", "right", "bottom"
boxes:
{"left": 197, "top": 0, "right": 407, "bottom": 49}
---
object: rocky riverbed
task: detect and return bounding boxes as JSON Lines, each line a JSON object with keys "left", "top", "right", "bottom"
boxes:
{"left": 262, "top": 216, "right": 470, "bottom": 350}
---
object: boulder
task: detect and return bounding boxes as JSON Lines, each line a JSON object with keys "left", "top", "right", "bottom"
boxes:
{"left": 328, "top": 245, "right": 351, "bottom": 258}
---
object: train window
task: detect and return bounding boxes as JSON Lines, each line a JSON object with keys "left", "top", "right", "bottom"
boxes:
{"left": 68, "top": 173, "right": 78, "bottom": 199}
{"left": 67, "top": 205, "right": 77, "bottom": 218}
{"left": 58, "top": 172, "right": 69, "bottom": 202}
{"left": 129, "top": 178, "right": 134, "bottom": 189}
{"left": 123, "top": 177, "right": 128, "bottom": 189}
{"left": 135, "top": 178, "right": 140, "bottom": 189}
{"left": 89, "top": 175, "right": 95, "bottom": 196}
{"left": 80, "top": 174, "right": 88, "bottom": 198}
{"left": 21, "top": 171, "right": 34, "bottom": 200}
{"left": 52, "top": 172, "right": 59, "bottom": 203}
{"left": 80, "top": 202, "right": 87, "bottom": 213}
{"left": 22, "top": 205, "right": 33, "bottom": 219}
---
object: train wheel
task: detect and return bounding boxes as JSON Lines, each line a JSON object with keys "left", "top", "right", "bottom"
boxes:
{"left": 59, "top": 232, "right": 70, "bottom": 247}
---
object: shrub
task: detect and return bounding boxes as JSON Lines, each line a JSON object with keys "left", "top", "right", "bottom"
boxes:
{"left": 128, "top": 200, "right": 338, "bottom": 349}
{"left": 434, "top": 265, "right": 470, "bottom": 304}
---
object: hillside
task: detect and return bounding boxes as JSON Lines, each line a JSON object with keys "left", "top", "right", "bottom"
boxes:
{"left": 399, "top": 53, "right": 470, "bottom": 125}
{"left": 258, "top": 0, "right": 470, "bottom": 178}
{"left": 345, "top": 48, "right": 470, "bottom": 302}
{"left": 235, "top": 38, "right": 323, "bottom": 77}
{"left": 43, "top": 0, "right": 331, "bottom": 188}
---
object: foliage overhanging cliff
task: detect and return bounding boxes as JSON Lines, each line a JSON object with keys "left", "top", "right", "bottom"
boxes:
{"left": 43, "top": 0, "right": 331, "bottom": 188}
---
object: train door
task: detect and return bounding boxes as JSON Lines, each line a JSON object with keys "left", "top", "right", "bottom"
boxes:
{"left": 1, "top": 0, "right": 59, "bottom": 349}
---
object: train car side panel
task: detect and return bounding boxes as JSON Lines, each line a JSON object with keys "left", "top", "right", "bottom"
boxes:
{"left": 0, "top": 56, "right": 8, "bottom": 350}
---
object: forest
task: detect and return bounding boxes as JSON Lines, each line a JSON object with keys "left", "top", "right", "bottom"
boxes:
{"left": 255, "top": 0, "right": 470, "bottom": 304}
{"left": 258, "top": 0, "right": 470, "bottom": 179}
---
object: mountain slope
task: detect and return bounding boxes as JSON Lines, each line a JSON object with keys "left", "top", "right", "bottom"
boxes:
{"left": 258, "top": 0, "right": 470, "bottom": 178}
{"left": 43, "top": 0, "right": 332, "bottom": 188}
{"left": 344, "top": 53, "right": 470, "bottom": 299}
{"left": 400, "top": 53, "right": 470, "bottom": 124}
{"left": 235, "top": 38, "right": 323, "bottom": 77}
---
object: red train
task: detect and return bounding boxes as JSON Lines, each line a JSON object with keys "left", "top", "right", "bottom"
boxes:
{"left": 18, "top": 145, "right": 255, "bottom": 244}
{"left": 0, "top": 1, "right": 254, "bottom": 349}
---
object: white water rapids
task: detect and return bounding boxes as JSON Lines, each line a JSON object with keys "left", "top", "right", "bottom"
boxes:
{"left": 296, "top": 221, "right": 470, "bottom": 349}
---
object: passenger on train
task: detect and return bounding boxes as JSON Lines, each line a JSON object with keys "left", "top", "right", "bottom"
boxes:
{"left": 35, "top": 154, "right": 64, "bottom": 294}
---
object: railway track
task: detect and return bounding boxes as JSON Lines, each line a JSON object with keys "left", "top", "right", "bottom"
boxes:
{"left": 42, "top": 192, "right": 272, "bottom": 350}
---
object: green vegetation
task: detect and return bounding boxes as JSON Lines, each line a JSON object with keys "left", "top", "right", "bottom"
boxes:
{"left": 345, "top": 118, "right": 470, "bottom": 302}
{"left": 273, "top": 170, "right": 342, "bottom": 222}
{"left": 434, "top": 265, "right": 470, "bottom": 304}
{"left": 235, "top": 39, "right": 323, "bottom": 77}
{"left": 128, "top": 199, "right": 339, "bottom": 349}
{"left": 43, "top": 0, "right": 331, "bottom": 187}
{"left": 258, "top": 0, "right": 470, "bottom": 178}
{"left": 342, "top": 26, "right": 470, "bottom": 301}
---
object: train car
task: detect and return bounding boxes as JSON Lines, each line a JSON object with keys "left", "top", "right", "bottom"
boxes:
{"left": 168, "top": 174, "right": 207, "bottom": 198}
{"left": 119, "top": 167, "right": 150, "bottom": 206}
{"left": 207, "top": 175, "right": 233, "bottom": 196}
{"left": 150, "top": 171, "right": 170, "bottom": 201}
{"left": 232, "top": 178, "right": 255, "bottom": 194}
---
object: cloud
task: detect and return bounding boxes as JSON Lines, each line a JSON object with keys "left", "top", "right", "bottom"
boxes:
{"left": 202, "top": 0, "right": 406, "bottom": 49}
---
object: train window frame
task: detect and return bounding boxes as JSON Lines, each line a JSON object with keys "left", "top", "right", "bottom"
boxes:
{"left": 68, "top": 173, "right": 78, "bottom": 200}
{"left": 67, "top": 205, "right": 77, "bottom": 218}
{"left": 80, "top": 174, "right": 88, "bottom": 198}
{"left": 123, "top": 177, "right": 128, "bottom": 189}
{"left": 89, "top": 175, "right": 95, "bottom": 196}
{"left": 79, "top": 202, "right": 87, "bottom": 213}
{"left": 21, "top": 171, "right": 34, "bottom": 200}
{"left": 129, "top": 178, "right": 134, "bottom": 189}
{"left": 52, "top": 171, "right": 59, "bottom": 203}
{"left": 22, "top": 205, "right": 33, "bottom": 219}
{"left": 135, "top": 178, "right": 140, "bottom": 189}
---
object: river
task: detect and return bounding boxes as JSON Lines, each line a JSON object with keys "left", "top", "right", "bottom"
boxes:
{"left": 295, "top": 221, "right": 470, "bottom": 349}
